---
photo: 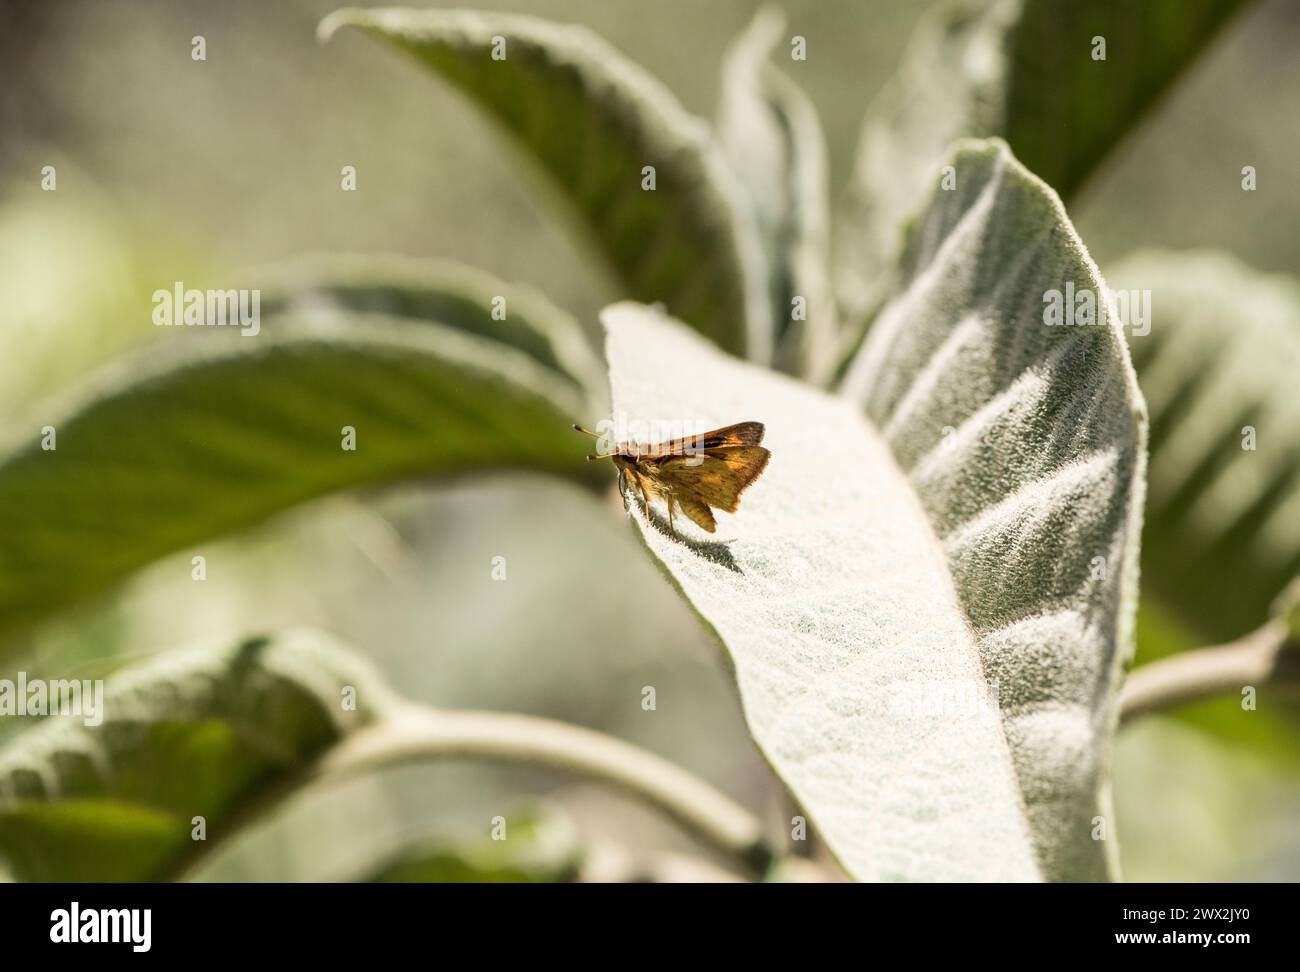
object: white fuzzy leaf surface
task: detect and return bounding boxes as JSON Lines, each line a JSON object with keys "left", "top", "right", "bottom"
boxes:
{"left": 842, "top": 140, "right": 1148, "bottom": 882}
{"left": 603, "top": 301, "right": 1041, "bottom": 882}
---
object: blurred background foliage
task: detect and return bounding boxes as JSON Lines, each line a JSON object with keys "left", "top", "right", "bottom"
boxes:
{"left": 1, "top": 0, "right": 1298, "bottom": 880}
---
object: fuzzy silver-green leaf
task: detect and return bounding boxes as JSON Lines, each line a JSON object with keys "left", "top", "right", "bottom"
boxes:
{"left": 842, "top": 140, "right": 1148, "bottom": 881}
{"left": 604, "top": 300, "right": 1042, "bottom": 882}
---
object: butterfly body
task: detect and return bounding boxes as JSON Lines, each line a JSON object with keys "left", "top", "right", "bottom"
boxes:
{"left": 574, "top": 421, "right": 770, "bottom": 536}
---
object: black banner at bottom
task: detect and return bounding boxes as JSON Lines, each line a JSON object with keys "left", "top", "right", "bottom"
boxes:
{"left": 0, "top": 882, "right": 1284, "bottom": 958}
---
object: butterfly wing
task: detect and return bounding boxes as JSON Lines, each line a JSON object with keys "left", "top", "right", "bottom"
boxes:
{"left": 645, "top": 422, "right": 765, "bottom": 458}
{"left": 652, "top": 445, "right": 770, "bottom": 514}
{"left": 675, "top": 494, "right": 718, "bottom": 533}
{"left": 700, "top": 422, "right": 765, "bottom": 449}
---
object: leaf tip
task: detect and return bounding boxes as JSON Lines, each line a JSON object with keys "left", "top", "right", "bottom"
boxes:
{"left": 739, "top": 4, "right": 787, "bottom": 53}
{"left": 598, "top": 299, "right": 663, "bottom": 334}
{"left": 317, "top": 8, "right": 364, "bottom": 45}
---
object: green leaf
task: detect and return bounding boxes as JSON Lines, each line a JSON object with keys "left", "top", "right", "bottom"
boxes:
{"left": 1001, "top": 0, "right": 1248, "bottom": 199}
{"left": 361, "top": 807, "right": 582, "bottom": 882}
{"left": 836, "top": 0, "right": 1247, "bottom": 327}
{"left": 321, "top": 6, "right": 771, "bottom": 361}
{"left": 1112, "top": 252, "right": 1300, "bottom": 763}
{"left": 1109, "top": 250, "right": 1300, "bottom": 644}
{"left": 603, "top": 302, "right": 1041, "bottom": 882}
{"left": 717, "top": 6, "right": 836, "bottom": 381}
{"left": 0, "top": 312, "right": 599, "bottom": 643}
{"left": 838, "top": 140, "right": 1148, "bottom": 881}
{"left": 258, "top": 254, "right": 607, "bottom": 398}
{"left": 0, "top": 630, "right": 392, "bottom": 881}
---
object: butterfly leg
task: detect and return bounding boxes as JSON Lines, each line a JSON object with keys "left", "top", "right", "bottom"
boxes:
{"left": 616, "top": 468, "right": 629, "bottom": 512}
{"left": 666, "top": 498, "right": 677, "bottom": 538}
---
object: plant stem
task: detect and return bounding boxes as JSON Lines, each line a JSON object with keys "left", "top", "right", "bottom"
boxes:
{"left": 171, "top": 704, "right": 773, "bottom": 881}
{"left": 1119, "top": 620, "right": 1298, "bottom": 726}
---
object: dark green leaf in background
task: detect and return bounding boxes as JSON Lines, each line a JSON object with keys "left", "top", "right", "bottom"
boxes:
{"left": 0, "top": 630, "right": 390, "bottom": 881}
{"left": 836, "top": 0, "right": 1249, "bottom": 330}
{"left": 258, "top": 253, "right": 607, "bottom": 397}
{"left": 321, "top": 7, "right": 772, "bottom": 361}
{"left": 0, "top": 309, "right": 599, "bottom": 645}
{"left": 1108, "top": 251, "right": 1300, "bottom": 645}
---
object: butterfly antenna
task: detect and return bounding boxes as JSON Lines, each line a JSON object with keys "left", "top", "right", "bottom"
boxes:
{"left": 574, "top": 423, "right": 615, "bottom": 459}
